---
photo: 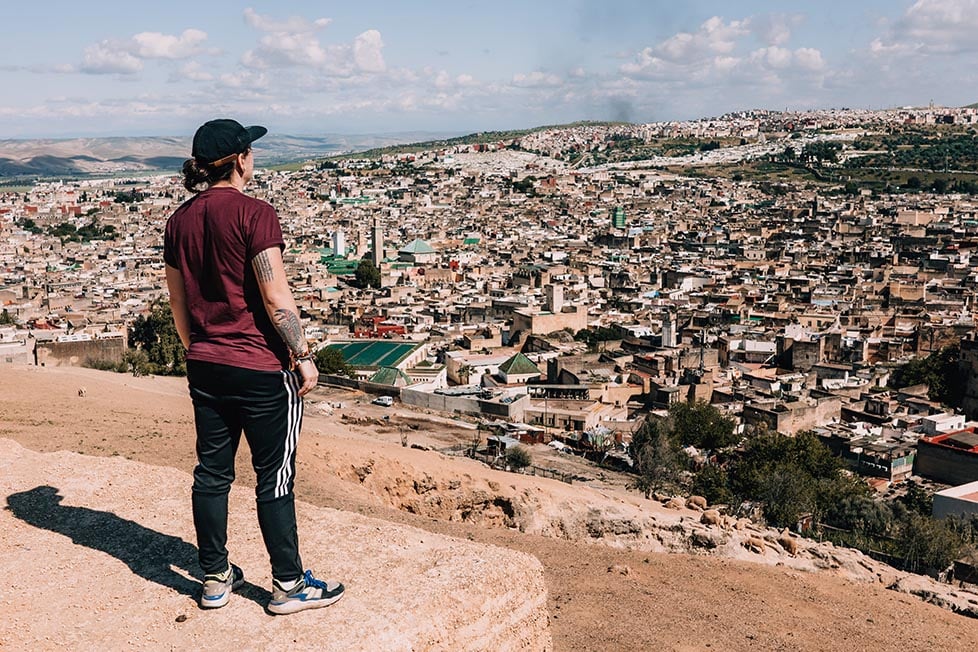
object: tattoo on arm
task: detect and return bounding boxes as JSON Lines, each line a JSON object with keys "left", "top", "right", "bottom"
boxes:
{"left": 252, "top": 250, "right": 275, "bottom": 283}
{"left": 272, "top": 308, "right": 306, "bottom": 355}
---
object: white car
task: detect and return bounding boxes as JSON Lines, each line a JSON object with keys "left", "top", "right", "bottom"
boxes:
{"left": 372, "top": 396, "right": 394, "bottom": 407}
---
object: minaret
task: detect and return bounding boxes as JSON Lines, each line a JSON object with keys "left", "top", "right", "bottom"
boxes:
{"left": 371, "top": 214, "right": 383, "bottom": 267}
{"left": 332, "top": 229, "right": 346, "bottom": 259}
{"left": 662, "top": 311, "right": 676, "bottom": 348}
{"left": 545, "top": 284, "right": 564, "bottom": 313}
{"left": 356, "top": 228, "right": 369, "bottom": 258}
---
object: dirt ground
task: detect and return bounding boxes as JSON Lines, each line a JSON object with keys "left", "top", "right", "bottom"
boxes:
{"left": 3, "top": 365, "right": 978, "bottom": 652}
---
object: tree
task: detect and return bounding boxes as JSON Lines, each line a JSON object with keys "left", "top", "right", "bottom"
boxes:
{"left": 691, "top": 465, "right": 733, "bottom": 505}
{"left": 355, "top": 259, "right": 381, "bottom": 288}
{"left": 129, "top": 299, "right": 186, "bottom": 376}
{"left": 727, "top": 430, "right": 861, "bottom": 528}
{"left": 315, "top": 347, "right": 353, "bottom": 376}
{"left": 827, "top": 495, "right": 894, "bottom": 539}
{"left": 898, "top": 480, "right": 934, "bottom": 516}
{"left": 630, "top": 418, "right": 683, "bottom": 497}
{"left": 0, "top": 309, "right": 15, "bottom": 325}
{"left": 670, "top": 401, "right": 738, "bottom": 450}
{"left": 802, "top": 141, "right": 841, "bottom": 167}
{"left": 505, "top": 445, "right": 532, "bottom": 471}
{"left": 121, "top": 349, "right": 152, "bottom": 377}
{"left": 755, "top": 464, "right": 817, "bottom": 527}
{"left": 890, "top": 345, "right": 965, "bottom": 408}
{"left": 898, "top": 513, "right": 965, "bottom": 574}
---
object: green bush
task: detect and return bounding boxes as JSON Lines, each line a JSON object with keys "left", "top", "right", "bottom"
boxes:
{"left": 505, "top": 446, "right": 532, "bottom": 471}
{"left": 315, "top": 347, "right": 353, "bottom": 376}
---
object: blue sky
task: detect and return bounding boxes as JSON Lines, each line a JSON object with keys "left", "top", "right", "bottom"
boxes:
{"left": 1, "top": 1, "right": 976, "bottom": 138}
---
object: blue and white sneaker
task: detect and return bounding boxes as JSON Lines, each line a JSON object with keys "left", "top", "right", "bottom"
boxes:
{"left": 200, "top": 563, "right": 245, "bottom": 609}
{"left": 268, "top": 570, "right": 345, "bottom": 615}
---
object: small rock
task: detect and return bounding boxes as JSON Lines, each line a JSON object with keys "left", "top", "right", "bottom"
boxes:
{"left": 175, "top": 615, "right": 187, "bottom": 623}
{"left": 608, "top": 564, "right": 631, "bottom": 576}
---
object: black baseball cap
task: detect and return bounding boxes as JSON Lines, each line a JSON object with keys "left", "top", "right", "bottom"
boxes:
{"left": 192, "top": 119, "right": 267, "bottom": 166}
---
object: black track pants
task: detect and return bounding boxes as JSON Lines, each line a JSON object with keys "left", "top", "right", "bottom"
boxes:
{"left": 187, "top": 359, "right": 304, "bottom": 582}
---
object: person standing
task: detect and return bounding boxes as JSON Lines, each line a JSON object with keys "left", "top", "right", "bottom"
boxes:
{"left": 164, "top": 118, "right": 344, "bottom": 614}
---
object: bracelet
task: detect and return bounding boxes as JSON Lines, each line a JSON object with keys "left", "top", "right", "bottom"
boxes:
{"left": 293, "top": 350, "right": 315, "bottom": 364}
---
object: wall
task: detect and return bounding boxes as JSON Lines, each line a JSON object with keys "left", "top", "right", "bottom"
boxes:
{"left": 916, "top": 441, "right": 978, "bottom": 485}
{"left": 934, "top": 488, "right": 978, "bottom": 519}
{"left": 742, "top": 395, "right": 841, "bottom": 435}
{"left": 36, "top": 338, "right": 126, "bottom": 368}
{"left": 512, "top": 306, "right": 587, "bottom": 336}
{"left": 960, "top": 336, "right": 978, "bottom": 421}
{"left": 791, "top": 338, "right": 823, "bottom": 372}
{"left": 400, "top": 388, "right": 528, "bottom": 421}
{"left": 0, "top": 339, "right": 35, "bottom": 365}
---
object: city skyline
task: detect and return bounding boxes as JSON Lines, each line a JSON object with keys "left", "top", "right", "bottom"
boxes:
{"left": 2, "top": 0, "right": 977, "bottom": 138}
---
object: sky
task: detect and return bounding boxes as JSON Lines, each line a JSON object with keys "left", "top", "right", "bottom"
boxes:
{"left": 1, "top": 0, "right": 977, "bottom": 139}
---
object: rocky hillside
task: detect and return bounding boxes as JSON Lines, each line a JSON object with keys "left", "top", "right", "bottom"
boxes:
{"left": 3, "top": 364, "right": 978, "bottom": 651}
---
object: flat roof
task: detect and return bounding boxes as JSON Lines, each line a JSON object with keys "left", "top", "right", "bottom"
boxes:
{"left": 326, "top": 340, "right": 420, "bottom": 368}
{"left": 924, "top": 428, "right": 978, "bottom": 453}
{"left": 948, "top": 432, "right": 978, "bottom": 450}
{"left": 936, "top": 480, "right": 978, "bottom": 501}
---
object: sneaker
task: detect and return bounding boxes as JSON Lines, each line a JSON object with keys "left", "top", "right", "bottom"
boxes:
{"left": 267, "top": 570, "right": 345, "bottom": 615}
{"left": 199, "top": 563, "right": 245, "bottom": 609}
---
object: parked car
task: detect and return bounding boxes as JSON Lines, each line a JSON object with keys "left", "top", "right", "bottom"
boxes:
{"left": 372, "top": 396, "right": 394, "bottom": 407}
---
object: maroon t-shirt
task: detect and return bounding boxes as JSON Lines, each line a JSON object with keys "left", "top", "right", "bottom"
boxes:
{"left": 163, "top": 187, "right": 288, "bottom": 371}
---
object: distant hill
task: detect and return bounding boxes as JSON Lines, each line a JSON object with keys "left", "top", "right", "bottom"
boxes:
{"left": 965, "top": 103, "right": 978, "bottom": 109}
{"left": 335, "top": 121, "right": 627, "bottom": 160}
{"left": 0, "top": 131, "right": 459, "bottom": 180}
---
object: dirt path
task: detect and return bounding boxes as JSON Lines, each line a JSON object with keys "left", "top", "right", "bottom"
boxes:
{"left": 3, "top": 365, "right": 978, "bottom": 651}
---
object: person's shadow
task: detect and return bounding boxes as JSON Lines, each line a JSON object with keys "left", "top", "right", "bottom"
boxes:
{"left": 6, "top": 486, "right": 270, "bottom": 608}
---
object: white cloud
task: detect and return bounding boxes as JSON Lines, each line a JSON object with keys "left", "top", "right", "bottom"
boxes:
{"left": 77, "top": 28, "right": 209, "bottom": 75}
{"left": 620, "top": 16, "right": 754, "bottom": 80}
{"left": 620, "top": 49, "right": 668, "bottom": 78}
{"left": 713, "top": 56, "right": 739, "bottom": 73}
{"left": 618, "top": 12, "right": 827, "bottom": 100}
{"left": 80, "top": 42, "right": 143, "bottom": 75}
{"left": 794, "top": 48, "right": 825, "bottom": 72}
{"left": 874, "top": 0, "right": 978, "bottom": 55}
{"left": 512, "top": 71, "right": 563, "bottom": 88}
{"left": 749, "top": 14, "right": 803, "bottom": 47}
{"left": 242, "top": 9, "right": 385, "bottom": 75}
{"left": 748, "top": 46, "right": 824, "bottom": 72}
{"left": 243, "top": 7, "right": 331, "bottom": 34}
{"left": 433, "top": 70, "right": 452, "bottom": 89}
{"left": 242, "top": 8, "right": 336, "bottom": 69}
{"left": 752, "top": 46, "right": 793, "bottom": 69}
{"left": 172, "top": 61, "right": 214, "bottom": 82}
{"left": 655, "top": 16, "right": 750, "bottom": 62}
{"left": 219, "top": 70, "right": 269, "bottom": 90}
{"left": 132, "top": 29, "right": 207, "bottom": 59}
{"left": 353, "top": 30, "right": 386, "bottom": 73}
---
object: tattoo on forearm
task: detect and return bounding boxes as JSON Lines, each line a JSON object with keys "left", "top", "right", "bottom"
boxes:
{"left": 253, "top": 251, "right": 275, "bottom": 282}
{"left": 272, "top": 308, "right": 306, "bottom": 355}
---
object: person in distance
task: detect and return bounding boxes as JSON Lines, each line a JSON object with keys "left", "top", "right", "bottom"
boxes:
{"left": 163, "top": 118, "right": 344, "bottom": 614}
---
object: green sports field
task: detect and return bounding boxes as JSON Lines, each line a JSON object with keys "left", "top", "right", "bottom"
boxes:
{"left": 326, "top": 340, "right": 419, "bottom": 368}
